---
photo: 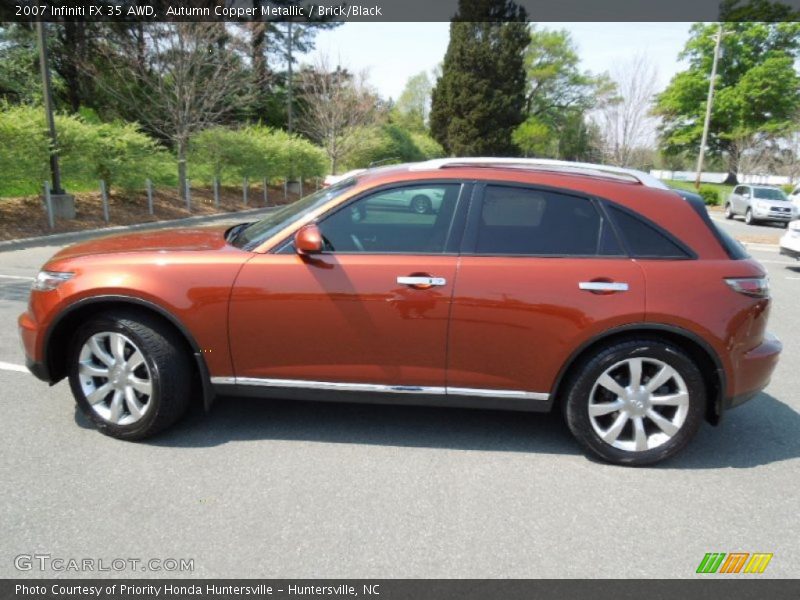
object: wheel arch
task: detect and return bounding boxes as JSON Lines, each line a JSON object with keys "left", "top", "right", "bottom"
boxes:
{"left": 44, "top": 295, "right": 215, "bottom": 411}
{"left": 550, "top": 323, "right": 726, "bottom": 425}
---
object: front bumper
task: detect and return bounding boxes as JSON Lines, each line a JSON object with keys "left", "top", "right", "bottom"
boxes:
{"left": 780, "top": 246, "right": 800, "bottom": 260}
{"left": 779, "top": 229, "right": 800, "bottom": 259}
{"left": 18, "top": 310, "right": 50, "bottom": 382}
{"left": 752, "top": 212, "right": 792, "bottom": 222}
{"left": 723, "top": 332, "right": 782, "bottom": 411}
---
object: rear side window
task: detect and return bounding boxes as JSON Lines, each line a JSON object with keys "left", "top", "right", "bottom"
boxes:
{"left": 474, "top": 186, "right": 608, "bottom": 256}
{"left": 606, "top": 205, "right": 691, "bottom": 259}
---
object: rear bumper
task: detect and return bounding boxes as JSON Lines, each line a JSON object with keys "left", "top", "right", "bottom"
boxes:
{"left": 724, "top": 332, "right": 782, "bottom": 411}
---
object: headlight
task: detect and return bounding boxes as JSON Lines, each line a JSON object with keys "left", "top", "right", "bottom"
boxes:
{"left": 32, "top": 270, "right": 74, "bottom": 291}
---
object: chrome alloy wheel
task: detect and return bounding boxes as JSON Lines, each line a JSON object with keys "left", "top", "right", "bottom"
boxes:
{"left": 77, "top": 332, "right": 153, "bottom": 425}
{"left": 587, "top": 357, "right": 689, "bottom": 452}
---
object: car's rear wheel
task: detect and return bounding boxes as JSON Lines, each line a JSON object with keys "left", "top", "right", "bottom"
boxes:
{"left": 564, "top": 339, "right": 705, "bottom": 466}
{"left": 745, "top": 208, "right": 756, "bottom": 225}
{"left": 410, "top": 194, "right": 432, "bottom": 214}
{"left": 68, "top": 311, "right": 192, "bottom": 440}
{"left": 724, "top": 203, "right": 734, "bottom": 219}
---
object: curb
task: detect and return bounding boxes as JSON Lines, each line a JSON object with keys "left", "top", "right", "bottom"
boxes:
{"left": 0, "top": 206, "right": 275, "bottom": 253}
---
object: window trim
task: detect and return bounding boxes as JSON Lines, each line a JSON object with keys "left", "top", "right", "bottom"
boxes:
{"left": 273, "top": 179, "right": 471, "bottom": 256}
{"left": 459, "top": 181, "right": 626, "bottom": 259}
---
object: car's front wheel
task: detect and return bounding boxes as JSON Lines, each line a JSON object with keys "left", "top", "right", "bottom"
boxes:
{"left": 68, "top": 311, "right": 192, "bottom": 440}
{"left": 745, "top": 208, "right": 756, "bottom": 225}
{"left": 564, "top": 339, "right": 705, "bottom": 466}
{"left": 724, "top": 203, "right": 734, "bottom": 219}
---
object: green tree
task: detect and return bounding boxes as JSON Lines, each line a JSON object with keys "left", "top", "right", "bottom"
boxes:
{"left": 392, "top": 71, "right": 433, "bottom": 133}
{"left": 429, "top": 0, "right": 530, "bottom": 156}
{"left": 512, "top": 25, "right": 603, "bottom": 161}
{"left": 655, "top": 22, "right": 800, "bottom": 184}
{"left": 522, "top": 26, "right": 596, "bottom": 123}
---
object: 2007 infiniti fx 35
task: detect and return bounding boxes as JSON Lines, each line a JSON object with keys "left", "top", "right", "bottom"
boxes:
{"left": 19, "top": 158, "right": 781, "bottom": 466}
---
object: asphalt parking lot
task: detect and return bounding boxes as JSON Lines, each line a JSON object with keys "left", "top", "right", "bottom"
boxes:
{"left": 0, "top": 217, "right": 798, "bottom": 579}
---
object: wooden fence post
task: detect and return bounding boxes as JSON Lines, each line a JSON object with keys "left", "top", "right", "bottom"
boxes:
{"left": 263, "top": 177, "right": 269, "bottom": 206}
{"left": 146, "top": 179, "right": 154, "bottom": 215}
{"left": 213, "top": 178, "right": 220, "bottom": 209}
{"left": 185, "top": 178, "right": 192, "bottom": 212}
{"left": 283, "top": 179, "right": 288, "bottom": 202}
{"left": 243, "top": 177, "right": 249, "bottom": 206}
{"left": 44, "top": 181, "right": 54, "bottom": 229}
{"left": 100, "top": 180, "right": 109, "bottom": 223}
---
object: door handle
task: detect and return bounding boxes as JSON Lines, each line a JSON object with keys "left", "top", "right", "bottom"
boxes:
{"left": 579, "top": 281, "right": 629, "bottom": 292}
{"left": 397, "top": 276, "right": 447, "bottom": 288}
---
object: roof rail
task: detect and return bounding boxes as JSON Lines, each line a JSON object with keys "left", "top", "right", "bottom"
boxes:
{"left": 409, "top": 157, "right": 668, "bottom": 190}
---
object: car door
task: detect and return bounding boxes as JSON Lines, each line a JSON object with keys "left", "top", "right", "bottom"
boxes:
{"left": 446, "top": 183, "right": 645, "bottom": 400}
{"left": 730, "top": 186, "right": 744, "bottom": 214}
{"left": 227, "top": 182, "right": 469, "bottom": 391}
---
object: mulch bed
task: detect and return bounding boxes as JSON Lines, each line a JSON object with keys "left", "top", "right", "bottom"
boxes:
{"left": 0, "top": 184, "right": 304, "bottom": 241}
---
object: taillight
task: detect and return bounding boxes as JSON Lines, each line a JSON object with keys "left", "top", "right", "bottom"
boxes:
{"left": 725, "top": 277, "right": 770, "bottom": 298}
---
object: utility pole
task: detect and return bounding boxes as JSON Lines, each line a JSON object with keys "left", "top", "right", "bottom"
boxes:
{"left": 37, "top": 20, "right": 64, "bottom": 195}
{"left": 695, "top": 23, "right": 724, "bottom": 189}
{"left": 286, "top": 21, "right": 294, "bottom": 134}
{"left": 36, "top": 19, "right": 75, "bottom": 218}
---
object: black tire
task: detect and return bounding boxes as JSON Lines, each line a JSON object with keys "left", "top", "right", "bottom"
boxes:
{"left": 563, "top": 338, "right": 705, "bottom": 466}
{"left": 410, "top": 194, "right": 432, "bottom": 214}
{"left": 68, "top": 310, "right": 193, "bottom": 440}
{"left": 724, "top": 203, "right": 734, "bottom": 219}
{"left": 745, "top": 208, "right": 756, "bottom": 225}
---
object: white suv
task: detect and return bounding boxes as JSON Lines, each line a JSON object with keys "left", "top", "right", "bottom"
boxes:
{"left": 725, "top": 185, "right": 797, "bottom": 226}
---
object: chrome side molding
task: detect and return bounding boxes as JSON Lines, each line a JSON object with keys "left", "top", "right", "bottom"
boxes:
{"left": 210, "top": 376, "right": 549, "bottom": 400}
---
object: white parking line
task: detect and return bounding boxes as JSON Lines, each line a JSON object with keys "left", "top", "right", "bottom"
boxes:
{"left": 0, "top": 274, "right": 34, "bottom": 280}
{"left": 0, "top": 361, "right": 29, "bottom": 373}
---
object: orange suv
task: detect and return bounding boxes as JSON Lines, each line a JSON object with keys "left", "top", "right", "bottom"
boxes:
{"left": 18, "top": 159, "right": 781, "bottom": 466}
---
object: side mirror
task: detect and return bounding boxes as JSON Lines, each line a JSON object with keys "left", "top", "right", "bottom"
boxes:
{"left": 294, "top": 224, "right": 323, "bottom": 255}
{"left": 743, "top": 193, "right": 750, "bottom": 199}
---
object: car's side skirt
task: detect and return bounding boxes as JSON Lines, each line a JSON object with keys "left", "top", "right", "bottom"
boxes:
{"left": 210, "top": 377, "right": 552, "bottom": 412}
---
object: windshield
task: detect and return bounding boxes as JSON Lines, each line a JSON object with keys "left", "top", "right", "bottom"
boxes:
{"left": 231, "top": 178, "right": 358, "bottom": 249}
{"left": 753, "top": 187, "right": 788, "bottom": 201}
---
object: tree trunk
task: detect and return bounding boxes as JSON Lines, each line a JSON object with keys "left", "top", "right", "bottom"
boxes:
{"left": 723, "top": 144, "right": 740, "bottom": 186}
{"left": 177, "top": 138, "right": 188, "bottom": 202}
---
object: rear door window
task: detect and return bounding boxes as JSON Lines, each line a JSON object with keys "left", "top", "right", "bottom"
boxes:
{"left": 470, "top": 185, "right": 609, "bottom": 256}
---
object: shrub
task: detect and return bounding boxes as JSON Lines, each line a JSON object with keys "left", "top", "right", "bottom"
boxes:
{"left": 698, "top": 186, "right": 720, "bottom": 206}
{"left": 57, "top": 117, "right": 169, "bottom": 191}
{"left": 0, "top": 104, "right": 51, "bottom": 195}
{"left": 190, "top": 126, "right": 327, "bottom": 185}
{"left": 0, "top": 104, "right": 171, "bottom": 196}
{"left": 341, "top": 124, "right": 445, "bottom": 170}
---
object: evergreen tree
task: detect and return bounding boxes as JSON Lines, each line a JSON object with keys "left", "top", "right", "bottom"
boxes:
{"left": 430, "top": 0, "right": 529, "bottom": 156}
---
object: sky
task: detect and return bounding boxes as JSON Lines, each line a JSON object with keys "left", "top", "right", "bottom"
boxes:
{"left": 308, "top": 22, "right": 694, "bottom": 100}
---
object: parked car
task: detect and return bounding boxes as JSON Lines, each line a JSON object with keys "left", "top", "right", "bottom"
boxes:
{"left": 779, "top": 219, "right": 800, "bottom": 260}
{"left": 789, "top": 184, "right": 800, "bottom": 216}
{"left": 725, "top": 184, "right": 797, "bottom": 226}
{"left": 19, "top": 158, "right": 781, "bottom": 466}
{"left": 326, "top": 170, "right": 442, "bottom": 214}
